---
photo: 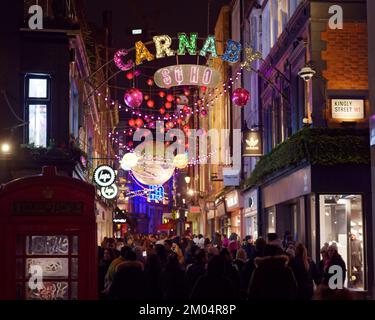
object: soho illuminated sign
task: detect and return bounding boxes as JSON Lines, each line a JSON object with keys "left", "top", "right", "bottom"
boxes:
{"left": 94, "top": 165, "right": 116, "bottom": 187}
{"left": 154, "top": 64, "right": 221, "bottom": 88}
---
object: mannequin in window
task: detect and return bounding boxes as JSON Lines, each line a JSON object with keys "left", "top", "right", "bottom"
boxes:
{"left": 350, "top": 234, "right": 362, "bottom": 288}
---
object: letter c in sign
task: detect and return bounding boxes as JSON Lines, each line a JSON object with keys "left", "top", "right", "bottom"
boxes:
{"left": 113, "top": 49, "right": 134, "bottom": 71}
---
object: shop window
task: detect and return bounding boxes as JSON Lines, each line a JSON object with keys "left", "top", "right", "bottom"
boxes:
{"left": 319, "top": 195, "right": 364, "bottom": 290}
{"left": 266, "top": 207, "right": 276, "bottom": 233}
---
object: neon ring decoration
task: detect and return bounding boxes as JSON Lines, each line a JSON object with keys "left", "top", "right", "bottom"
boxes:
{"left": 93, "top": 165, "right": 116, "bottom": 187}
{"left": 101, "top": 184, "right": 118, "bottom": 200}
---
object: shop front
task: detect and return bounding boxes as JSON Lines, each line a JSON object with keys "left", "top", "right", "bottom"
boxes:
{"left": 260, "top": 163, "right": 372, "bottom": 293}
{"left": 215, "top": 200, "right": 228, "bottom": 236}
{"left": 187, "top": 206, "right": 201, "bottom": 235}
{"left": 243, "top": 188, "right": 259, "bottom": 239}
{"left": 225, "top": 190, "right": 243, "bottom": 239}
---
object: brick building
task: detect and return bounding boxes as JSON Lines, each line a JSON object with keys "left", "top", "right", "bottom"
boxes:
{"left": 239, "top": 0, "right": 372, "bottom": 297}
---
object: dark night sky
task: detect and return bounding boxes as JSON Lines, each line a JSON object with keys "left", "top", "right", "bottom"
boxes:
{"left": 83, "top": 0, "right": 231, "bottom": 49}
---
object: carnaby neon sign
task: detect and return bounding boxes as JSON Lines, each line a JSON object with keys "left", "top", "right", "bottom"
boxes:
{"left": 113, "top": 33, "right": 243, "bottom": 71}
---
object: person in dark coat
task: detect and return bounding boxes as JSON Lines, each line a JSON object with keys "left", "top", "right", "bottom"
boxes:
{"left": 98, "top": 248, "right": 114, "bottom": 298}
{"left": 144, "top": 253, "right": 162, "bottom": 300}
{"left": 248, "top": 245, "right": 298, "bottom": 300}
{"left": 109, "top": 250, "right": 147, "bottom": 300}
{"left": 186, "top": 249, "right": 207, "bottom": 295}
{"left": 241, "top": 238, "right": 266, "bottom": 292}
{"left": 159, "top": 253, "right": 189, "bottom": 301}
{"left": 242, "top": 235, "right": 256, "bottom": 260}
{"left": 289, "top": 243, "right": 320, "bottom": 300}
{"left": 190, "top": 255, "right": 237, "bottom": 301}
{"left": 322, "top": 244, "right": 347, "bottom": 286}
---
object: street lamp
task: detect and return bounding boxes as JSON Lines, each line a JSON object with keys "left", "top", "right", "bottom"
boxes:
{"left": 1, "top": 142, "right": 11, "bottom": 154}
{"left": 188, "top": 189, "right": 194, "bottom": 196}
{"left": 184, "top": 176, "right": 191, "bottom": 184}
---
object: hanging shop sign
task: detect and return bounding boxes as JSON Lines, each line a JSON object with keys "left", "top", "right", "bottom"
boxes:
{"left": 223, "top": 168, "right": 240, "bottom": 186}
{"left": 101, "top": 184, "right": 118, "bottom": 200}
{"left": 154, "top": 64, "right": 221, "bottom": 88}
{"left": 216, "top": 201, "right": 226, "bottom": 217}
{"left": 94, "top": 165, "right": 116, "bottom": 187}
{"left": 243, "top": 131, "right": 263, "bottom": 156}
{"left": 331, "top": 99, "right": 364, "bottom": 120}
{"left": 244, "top": 189, "right": 258, "bottom": 217}
{"left": 225, "top": 190, "right": 242, "bottom": 212}
{"left": 207, "top": 210, "right": 215, "bottom": 220}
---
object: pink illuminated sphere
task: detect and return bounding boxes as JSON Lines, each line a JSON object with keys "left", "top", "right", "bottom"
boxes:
{"left": 124, "top": 88, "right": 143, "bottom": 108}
{"left": 232, "top": 88, "right": 250, "bottom": 107}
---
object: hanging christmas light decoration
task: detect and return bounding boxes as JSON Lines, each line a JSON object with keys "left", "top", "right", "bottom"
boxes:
{"left": 135, "top": 118, "right": 144, "bottom": 127}
{"left": 159, "top": 90, "right": 166, "bottom": 98}
{"left": 126, "top": 71, "right": 134, "bottom": 80}
{"left": 128, "top": 118, "right": 135, "bottom": 127}
{"left": 173, "top": 153, "right": 189, "bottom": 169}
{"left": 165, "top": 101, "right": 172, "bottom": 109}
{"left": 124, "top": 88, "right": 143, "bottom": 108}
{"left": 147, "top": 78, "right": 154, "bottom": 86}
{"left": 147, "top": 99, "right": 155, "bottom": 108}
{"left": 232, "top": 88, "right": 250, "bottom": 107}
{"left": 159, "top": 107, "right": 166, "bottom": 115}
{"left": 166, "top": 94, "right": 174, "bottom": 102}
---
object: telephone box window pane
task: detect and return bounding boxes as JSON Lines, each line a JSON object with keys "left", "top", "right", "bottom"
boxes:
{"left": 16, "top": 235, "right": 24, "bottom": 255}
{"left": 72, "top": 236, "right": 78, "bottom": 255}
{"left": 71, "top": 282, "right": 78, "bottom": 300}
{"left": 16, "top": 259, "right": 23, "bottom": 279}
{"left": 26, "top": 281, "right": 69, "bottom": 300}
{"left": 26, "top": 236, "right": 69, "bottom": 255}
{"left": 26, "top": 258, "right": 69, "bottom": 278}
{"left": 16, "top": 283, "right": 24, "bottom": 300}
{"left": 28, "top": 78, "right": 47, "bottom": 98}
{"left": 71, "top": 258, "right": 78, "bottom": 279}
{"left": 28, "top": 104, "right": 47, "bottom": 147}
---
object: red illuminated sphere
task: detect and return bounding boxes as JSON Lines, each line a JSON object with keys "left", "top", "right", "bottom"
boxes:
{"left": 165, "top": 102, "right": 172, "bottom": 109}
{"left": 135, "top": 118, "right": 144, "bottom": 127}
{"left": 166, "top": 121, "right": 174, "bottom": 129}
{"left": 126, "top": 72, "right": 134, "bottom": 80}
{"left": 201, "top": 86, "right": 207, "bottom": 92}
{"left": 200, "top": 110, "right": 207, "bottom": 117}
{"left": 147, "top": 78, "right": 154, "bottom": 86}
{"left": 144, "top": 94, "right": 149, "bottom": 101}
{"left": 147, "top": 99, "right": 155, "bottom": 108}
{"left": 183, "top": 105, "right": 190, "bottom": 112}
{"left": 159, "top": 107, "right": 166, "bottom": 115}
{"left": 166, "top": 94, "right": 174, "bottom": 102}
{"left": 159, "top": 91, "right": 166, "bottom": 98}
{"left": 232, "top": 88, "right": 250, "bottom": 107}
{"left": 184, "top": 90, "right": 190, "bottom": 96}
{"left": 177, "top": 118, "right": 183, "bottom": 124}
{"left": 128, "top": 141, "right": 134, "bottom": 147}
{"left": 128, "top": 118, "right": 135, "bottom": 127}
{"left": 176, "top": 97, "right": 181, "bottom": 104}
{"left": 124, "top": 88, "right": 143, "bottom": 108}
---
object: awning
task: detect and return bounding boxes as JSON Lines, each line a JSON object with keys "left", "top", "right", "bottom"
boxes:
{"left": 156, "top": 221, "right": 175, "bottom": 231}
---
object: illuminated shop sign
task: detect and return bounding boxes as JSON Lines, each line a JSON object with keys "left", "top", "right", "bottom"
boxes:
{"left": 154, "top": 64, "right": 221, "bottom": 88}
{"left": 243, "top": 131, "right": 263, "bottom": 157}
{"left": 93, "top": 165, "right": 116, "bottom": 187}
{"left": 101, "top": 184, "right": 118, "bottom": 200}
{"left": 331, "top": 99, "right": 364, "bottom": 120}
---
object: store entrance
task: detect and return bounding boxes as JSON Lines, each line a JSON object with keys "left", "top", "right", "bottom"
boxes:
{"left": 319, "top": 194, "right": 364, "bottom": 290}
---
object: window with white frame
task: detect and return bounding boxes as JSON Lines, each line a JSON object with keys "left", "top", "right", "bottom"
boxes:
{"left": 25, "top": 74, "right": 50, "bottom": 147}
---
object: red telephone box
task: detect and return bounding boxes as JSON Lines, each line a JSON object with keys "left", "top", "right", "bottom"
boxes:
{"left": 0, "top": 166, "right": 97, "bottom": 300}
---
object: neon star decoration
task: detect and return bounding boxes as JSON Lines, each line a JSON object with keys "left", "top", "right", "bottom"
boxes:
{"left": 241, "top": 48, "right": 262, "bottom": 71}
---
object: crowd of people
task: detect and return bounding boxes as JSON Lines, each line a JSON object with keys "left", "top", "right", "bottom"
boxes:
{"left": 98, "top": 231, "right": 354, "bottom": 300}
